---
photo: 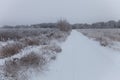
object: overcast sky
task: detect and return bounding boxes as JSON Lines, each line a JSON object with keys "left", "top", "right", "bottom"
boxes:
{"left": 0, "top": 0, "right": 120, "bottom": 26}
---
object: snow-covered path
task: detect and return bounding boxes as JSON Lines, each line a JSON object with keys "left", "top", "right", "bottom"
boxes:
{"left": 32, "top": 30, "right": 120, "bottom": 80}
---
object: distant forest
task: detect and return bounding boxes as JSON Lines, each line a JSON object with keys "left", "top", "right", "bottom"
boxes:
{"left": 2, "top": 20, "right": 120, "bottom": 29}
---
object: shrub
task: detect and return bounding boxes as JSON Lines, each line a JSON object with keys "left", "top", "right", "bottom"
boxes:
{"left": 56, "top": 20, "right": 72, "bottom": 31}
{"left": 96, "top": 37, "right": 112, "bottom": 47}
{"left": 3, "top": 52, "right": 47, "bottom": 80}
{"left": 20, "top": 37, "right": 40, "bottom": 46}
{"left": 42, "top": 45, "right": 62, "bottom": 53}
{"left": 4, "top": 59, "right": 20, "bottom": 78}
{"left": 38, "top": 36, "right": 50, "bottom": 45}
{"left": 20, "top": 52, "right": 46, "bottom": 68}
{"left": 0, "top": 31, "right": 22, "bottom": 41}
{"left": 0, "top": 42, "right": 24, "bottom": 58}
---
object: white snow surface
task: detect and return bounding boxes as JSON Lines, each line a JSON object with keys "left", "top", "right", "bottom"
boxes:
{"left": 30, "top": 30, "right": 120, "bottom": 80}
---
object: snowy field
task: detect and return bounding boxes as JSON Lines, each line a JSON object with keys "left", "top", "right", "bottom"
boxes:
{"left": 78, "top": 29, "right": 120, "bottom": 50}
{"left": 78, "top": 29, "right": 120, "bottom": 41}
{"left": 0, "top": 29, "right": 120, "bottom": 80}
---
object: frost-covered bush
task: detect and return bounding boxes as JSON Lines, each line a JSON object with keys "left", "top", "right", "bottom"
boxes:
{"left": 96, "top": 37, "right": 108, "bottom": 46}
{"left": 38, "top": 36, "right": 50, "bottom": 45}
{"left": 0, "top": 31, "right": 21, "bottom": 41}
{"left": 20, "top": 52, "right": 47, "bottom": 68}
{"left": 42, "top": 45, "right": 62, "bottom": 53}
{"left": 0, "top": 42, "right": 24, "bottom": 58}
{"left": 45, "top": 29, "right": 69, "bottom": 42}
{"left": 4, "top": 59, "right": 20, "bottom": 79}
{"left": 3, "top": 52, "right": 47, "bottom": 80}
{"left": 20, "top": 37, "right": 40, "bottom": 46}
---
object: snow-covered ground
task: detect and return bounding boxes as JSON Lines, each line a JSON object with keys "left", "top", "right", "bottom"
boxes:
{"left": 0, "top": 30, "right": 120, "bottom": 80}
{"left": 109, "top": 42, "right": 120, "bottom": 51}
{"left": 32, "top": 30, "right": 120, "bottom": 80}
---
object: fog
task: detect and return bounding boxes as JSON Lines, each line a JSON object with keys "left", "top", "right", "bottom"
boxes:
{"left": 0, "top": 0, "right": 120, "bottom": 26}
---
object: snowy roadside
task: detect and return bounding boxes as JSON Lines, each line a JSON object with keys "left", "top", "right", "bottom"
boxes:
{"left": 38, "top": 30, "right": 120, "bottom": 80}
{"left": 0, "top": 29, "right": 70, "bottom": 80}
{"left": 78, "top": 29, "right": 120, "bottom": 51}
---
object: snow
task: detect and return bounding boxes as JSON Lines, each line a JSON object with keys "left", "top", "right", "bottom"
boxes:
{"left": 109, "top": 42, "right": 120, "bottom": 51}
{"left": 31, "top": 30, "right": 120, "bottom": 80}
{"left": 0, "top": 40, "right": 14, "bottom": 47}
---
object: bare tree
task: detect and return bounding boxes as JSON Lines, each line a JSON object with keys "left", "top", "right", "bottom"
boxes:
{"left": 56, "top": 20, "right": 72, "bottom": 31}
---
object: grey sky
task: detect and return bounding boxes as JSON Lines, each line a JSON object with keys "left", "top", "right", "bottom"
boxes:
{"left": 0, "top": 0, "right": 120, "bottom": 26}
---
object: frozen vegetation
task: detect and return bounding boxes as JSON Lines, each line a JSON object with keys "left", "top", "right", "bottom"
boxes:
{"left": 78, "top": 29, "right": 120, "bottom": 50}
{"left": 0, "top": 20, "right": 72, "bottom": 80}
{"left": 0, "top": 28, "right": 70, "bottom": 80}
{"left": 0, "top": 21, "right": 120, "bottom": 80}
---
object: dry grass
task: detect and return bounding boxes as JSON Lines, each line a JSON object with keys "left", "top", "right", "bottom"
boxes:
{"left": 20, "top": 37, "right": 40, "bottom": 46}
{"left": 42, "top": 45, "right": 62, "bottom": 53}
{"left": 96, "top": 37, "right": 112, "bottom": 46}
{"left": 20, "top": 52, "right": 46, "bottom": 68}
{"left": 78, "top": 29, "right": 120, "bottom": 46}
{"left": 3, "top": 52, "right": 47, "bottom": 80}
{"left": 0, "top": 28, "right": 69, "bottom": 45}
{"left": 0, "top": 42, "right": 24, "bottom": 58}
{"left": 78, "top": 29, "right": 120, "bottom": 41}
{"left": 0, "top": 28, "right": 54, "bottom": 41}
{"left": 4, "top": 59, "right": 20, "bottom": 78}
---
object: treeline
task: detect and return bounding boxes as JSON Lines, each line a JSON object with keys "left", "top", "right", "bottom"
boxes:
{"left": 2, "top": 23, "right": 57, "bottom": 29}
{"left": 72, "top": 20, "right": 120, "bottom": 29}
{"left": 2, "top": 20, "right": 120, "bottom": 29}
